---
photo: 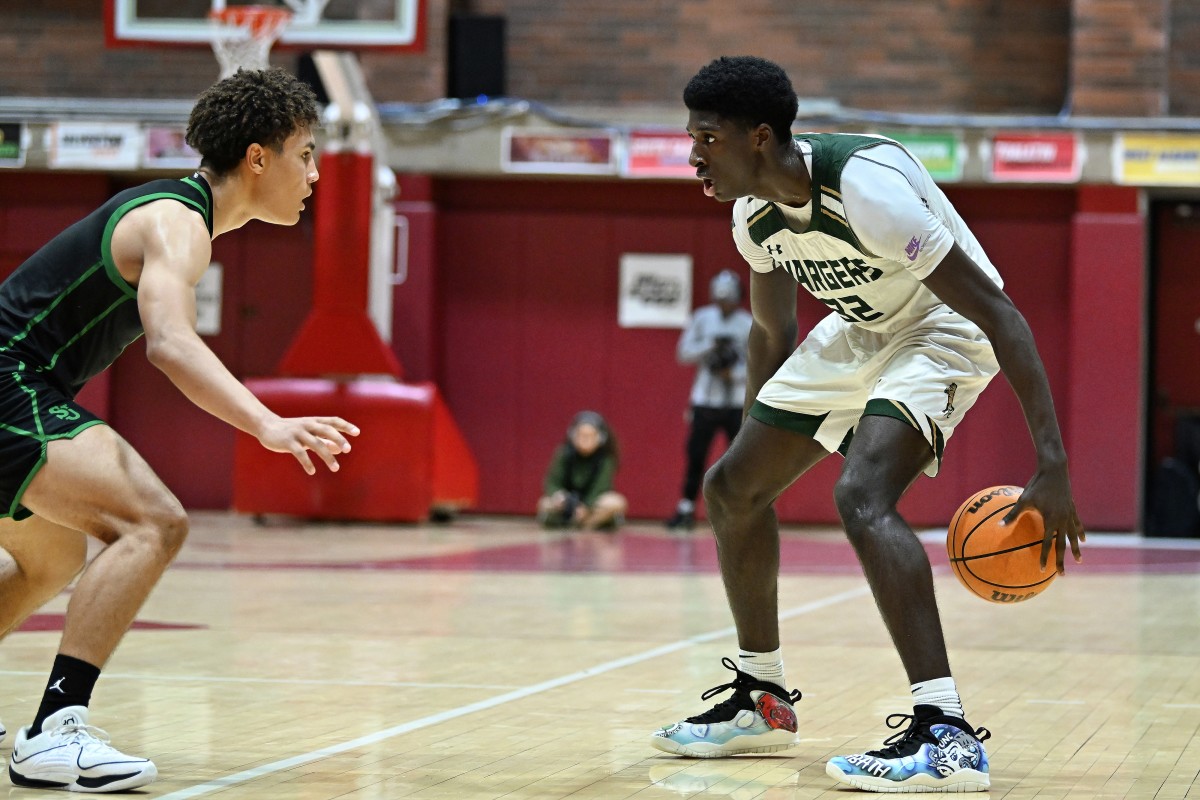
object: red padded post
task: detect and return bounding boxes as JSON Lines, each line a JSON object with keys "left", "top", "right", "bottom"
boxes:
{"left": 276, "top": 150, "right": 402, "bottom": 378}
{"left": 233, "top": 378, "right": 434, "bottom": 521}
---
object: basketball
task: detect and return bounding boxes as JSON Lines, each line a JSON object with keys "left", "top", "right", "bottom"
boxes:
{"left": 946, "top": 485, "right": 1056, "bottom": 603}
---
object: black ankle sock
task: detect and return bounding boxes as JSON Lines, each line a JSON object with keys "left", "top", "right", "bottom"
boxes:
{"left": 31, "top": 654, "right": 101, "bottom": 736}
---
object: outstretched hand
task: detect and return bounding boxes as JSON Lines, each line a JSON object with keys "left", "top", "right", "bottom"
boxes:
{"left": 258, "top": 416, "right": 361, "bottom": 475}
{"left": 1002, "top": 466, "right": 1085, "bottom": 574}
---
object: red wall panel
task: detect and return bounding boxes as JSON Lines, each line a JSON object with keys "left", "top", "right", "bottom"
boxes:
{"left": 0, "top": 173, "right": 1146, "bottom": 528}
{"left": 437, "top": 181, "right": 1099, "bottom": 527}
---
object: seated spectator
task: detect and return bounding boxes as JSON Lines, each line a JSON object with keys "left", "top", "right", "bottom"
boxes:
{"left": 537, "top": 411, "right": 627, "bottom": 531}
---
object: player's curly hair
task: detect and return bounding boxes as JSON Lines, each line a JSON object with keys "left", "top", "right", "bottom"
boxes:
{"left": 683, "top": 56, "right": 798, "bottom": 145}
{"left": 186, "top": 67, "right": 319, "bottom": 177}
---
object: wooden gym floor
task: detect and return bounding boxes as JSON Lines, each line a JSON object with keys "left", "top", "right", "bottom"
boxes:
{"left": 1, "top": 512, "right": 1198, "bottom": 799}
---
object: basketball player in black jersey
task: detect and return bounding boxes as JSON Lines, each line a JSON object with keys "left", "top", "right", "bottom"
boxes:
{"left": 0, "top": 68, "right": 359, "bottom": 792}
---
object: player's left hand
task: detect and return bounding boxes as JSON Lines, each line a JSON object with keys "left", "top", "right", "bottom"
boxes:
{"left": 258, "top": 415, "right": 360, "bottom": 475}
{"left": 1002, "top": 464, "right": 1084, "bottom": 574}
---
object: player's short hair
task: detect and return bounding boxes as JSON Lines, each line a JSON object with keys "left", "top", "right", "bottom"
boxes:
{"left": 683, "top": 56, "right": 798, "bottom": 145}
{"left": 186, "top": 67, "right": 319, "bottom": 177}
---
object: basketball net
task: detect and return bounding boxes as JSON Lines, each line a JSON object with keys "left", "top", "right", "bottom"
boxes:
{"left": 208, "top": 5, "right": 293, "bottom": 78}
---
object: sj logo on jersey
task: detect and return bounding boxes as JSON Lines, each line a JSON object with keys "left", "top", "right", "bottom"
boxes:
{"left": 47, "top": 404, "right": 81, "bottom": 422}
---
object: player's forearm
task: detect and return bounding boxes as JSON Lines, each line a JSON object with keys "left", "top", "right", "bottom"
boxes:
{"left": 988, "top": 312, "right": 1069, "bottom": 469}
{"left": 145, "top": 331, "right": 274, "bottom": 437}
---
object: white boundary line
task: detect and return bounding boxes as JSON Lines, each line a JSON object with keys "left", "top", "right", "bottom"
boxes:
{"left": 0, "top": 671, "right": 516, "bottom": 691}
{"left": 154, "top": 585, "right": 873, "bottom": 800}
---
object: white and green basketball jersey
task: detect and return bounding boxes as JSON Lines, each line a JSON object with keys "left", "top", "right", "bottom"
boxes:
{"left": 732, "top": 134, "right": 1002, "bottom": 334}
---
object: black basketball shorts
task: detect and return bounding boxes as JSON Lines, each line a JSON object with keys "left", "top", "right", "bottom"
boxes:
{"left": 0, "top": 365, "right": 105, "bottom": 520}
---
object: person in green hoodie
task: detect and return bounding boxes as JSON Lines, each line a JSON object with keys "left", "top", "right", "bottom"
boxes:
{"left": 537, "top": 410, "right": 626, "bottom": 531}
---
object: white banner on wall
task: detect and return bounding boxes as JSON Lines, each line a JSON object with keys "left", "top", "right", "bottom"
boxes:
{"left": 48, "top": 122, "right": 142, "bottom": 170}
{"left": 618, "top": 253, "right": 692, "bottom": 328}
{"left": 195, "top": 263, "right": 223, "bottom": 336}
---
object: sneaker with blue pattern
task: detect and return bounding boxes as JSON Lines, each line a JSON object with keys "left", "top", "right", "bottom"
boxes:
{"left": 826, "top": 704, "right": 990, "bottom": 792}
{"left": 650, "top": 657, "right": 802, "bottom": 758}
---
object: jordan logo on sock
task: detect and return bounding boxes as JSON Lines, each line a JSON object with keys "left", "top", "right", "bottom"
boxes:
{"left": 48, "top": 677, "right": 66, "bottom": 693}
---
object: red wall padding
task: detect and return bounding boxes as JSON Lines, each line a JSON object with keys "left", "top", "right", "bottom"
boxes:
{"left": 0, "top": 173, "right": 1143, "bottom": 529}
{"left": 435, "top": 182, "right": 1095, "bottom": 527}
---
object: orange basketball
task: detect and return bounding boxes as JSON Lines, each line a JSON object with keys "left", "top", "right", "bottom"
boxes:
{"left": 946, "top": 485, "right": 1056, "bottom": 604}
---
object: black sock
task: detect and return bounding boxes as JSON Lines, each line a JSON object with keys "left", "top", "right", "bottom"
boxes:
{"left": 31, "top": 654, "right": 101, "bottom": 736}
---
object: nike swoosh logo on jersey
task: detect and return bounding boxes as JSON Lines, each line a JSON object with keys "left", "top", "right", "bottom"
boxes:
{"left": 905, "top": 236, "right": 922, "bottom": 261}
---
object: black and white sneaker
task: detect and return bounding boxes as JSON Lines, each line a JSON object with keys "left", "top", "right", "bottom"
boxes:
{"left": 8, "top": 706, "right": 157, "bottom": 793}
{"left": 826, "top": 704, "right": 991, "bottom": 792}
{"left": 650, "top": 657, "right": 802, "bottom": 757}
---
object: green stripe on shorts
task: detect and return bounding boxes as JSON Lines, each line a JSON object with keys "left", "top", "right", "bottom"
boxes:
{"left": 861, "top": 398, "right": 944, "bottom": 467}
{"left": 749, "top": 400, "right": 828, "bottom": 437}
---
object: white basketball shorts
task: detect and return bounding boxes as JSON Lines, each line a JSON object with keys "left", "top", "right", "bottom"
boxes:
{"left": 751, "top": 310, "right": 1000, "bottom": 477}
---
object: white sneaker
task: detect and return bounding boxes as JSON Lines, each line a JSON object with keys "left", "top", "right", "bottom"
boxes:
{"left": 650, "top": 657, "right": 802, "bottom": 758}
{"left": 1, "top": 716, "right": 6, "bottom": 743}
{"left": 8, "top": 706, "right": 157, "bottom": 793}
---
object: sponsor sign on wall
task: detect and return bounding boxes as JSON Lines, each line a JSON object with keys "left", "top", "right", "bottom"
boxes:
{"left": 501, "top": 128, "right": 617, "bottom": 175}
{"left": 48, "top": 122, "right": 142, "bottom": 169}
{"left": 881, "top": 132, "right": 964, "bottom": 182}
{"left": 986, "top": 133, "right": 1082, "bottom": 182}
{"left": 623, "top": 130, "right": 694, "bottom": 178}
{"left": 618, "top": 253, "right": 692, "bottom": 329}
{"left": 0, "top": 122, "right": 27, "bottom": 168}
{"left": 143, "top": 126, "right": 200, "bottom": 170}
{"left": 1114, "top": 134, "right": 1200, "bottom": 186}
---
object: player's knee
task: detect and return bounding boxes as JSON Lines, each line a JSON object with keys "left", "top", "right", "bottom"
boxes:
{"left": 833, "top": 471, "right": 888, "bottom": 533}
{"left": 126, "top": 498, "right": 189, "bottom": 559}
{"left": 703, "top": 461, "right": 767, "bottom": 517}
{"left": 153, "top": 501, "right": 190, "bottom": 557}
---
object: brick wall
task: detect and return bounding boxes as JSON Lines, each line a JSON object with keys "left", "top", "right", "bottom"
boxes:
{"left": 1071, "top": 0, "right": 1170, "bottom": 115}
{"left": 460, "top": 0, "right": 1072, "bottom": 112}
{"left": 0, "top": 1, "right": 1194, "bottom": 115}
{"left": 1170, "top": 0, "right": 1200, "bottom": 115}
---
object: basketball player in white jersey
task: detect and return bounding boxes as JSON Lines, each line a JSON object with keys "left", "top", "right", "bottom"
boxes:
{"left": 649, "top": 55, "right": 1085, "bottom": 793}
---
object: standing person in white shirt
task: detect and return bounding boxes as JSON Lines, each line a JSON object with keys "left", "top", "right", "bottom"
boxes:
{"left": 666, "top": 270, "right": 752, "bottom": 531}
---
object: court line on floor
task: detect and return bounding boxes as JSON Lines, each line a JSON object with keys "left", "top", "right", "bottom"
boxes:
{"left": 155, "top": 584, "right": 873, "bottom": 800}
{"left": 0, "top": 670, "right": 517, "bottom": 691}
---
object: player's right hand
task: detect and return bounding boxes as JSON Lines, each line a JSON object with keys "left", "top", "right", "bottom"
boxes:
{"left": 1003, "top": 465, "right": 1084, "bottom": 574}
{"left": 258, "top": 416, "right": 361, "bottom": 475}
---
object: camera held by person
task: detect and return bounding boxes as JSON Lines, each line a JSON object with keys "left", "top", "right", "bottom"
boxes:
{"left": 704, "top": 335, "right": 741, "bottom": 373}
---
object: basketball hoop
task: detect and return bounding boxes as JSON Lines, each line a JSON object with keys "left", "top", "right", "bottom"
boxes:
{"left": 208, "top": 5, "right": 293, "bottom": 79}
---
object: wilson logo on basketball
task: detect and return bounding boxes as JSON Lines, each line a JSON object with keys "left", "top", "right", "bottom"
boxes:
{"left": 989, "top": 590, "right": 1037, "bottom": 603}
{"left": 966, "top": 485, "right": 1019, "bottom": 514}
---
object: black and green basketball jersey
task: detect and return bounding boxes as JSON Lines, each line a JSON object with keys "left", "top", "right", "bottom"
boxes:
{"left": 0, "top": 175, "right": 213, "bottom": 397}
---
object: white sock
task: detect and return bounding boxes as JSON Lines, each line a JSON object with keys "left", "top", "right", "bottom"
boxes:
{"left": 739, "top": 648, "right": 786, "bottom": 691}
{"left": 912, "top": 677, "right": 963, "bottom": 719}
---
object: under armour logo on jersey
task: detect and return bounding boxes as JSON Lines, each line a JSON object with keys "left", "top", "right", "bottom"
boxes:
{"left": 49, "top": 677, "right": 67, "bottom": 693}
{"left": 764, "top": 243, "right": 782, "bottom": 255}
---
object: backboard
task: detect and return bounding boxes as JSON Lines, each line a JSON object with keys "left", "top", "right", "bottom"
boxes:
{"left": 105, "top": 0, "right": 425, "bottom": 51}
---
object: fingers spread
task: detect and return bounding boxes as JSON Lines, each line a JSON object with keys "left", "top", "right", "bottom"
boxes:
{"left": 293, "top": 446, "right": 316, "bottom": 476}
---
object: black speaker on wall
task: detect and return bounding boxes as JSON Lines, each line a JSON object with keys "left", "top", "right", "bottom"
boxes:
{"left": 447, "top": 14, "right": 506, "bottom": 99}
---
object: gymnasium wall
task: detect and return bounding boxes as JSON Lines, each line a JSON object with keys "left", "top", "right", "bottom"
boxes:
{"left": 0, "top": 173, "right": 1143, "bottom": 529}
{"left": 429, "top": 179, "right": 1143, "bottom": 529}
